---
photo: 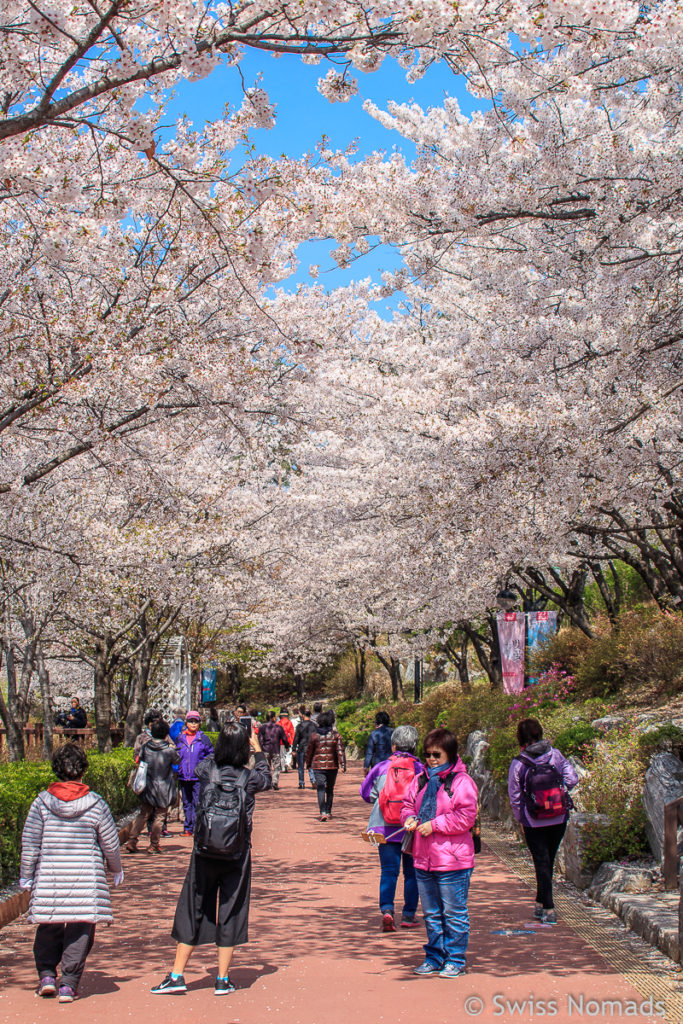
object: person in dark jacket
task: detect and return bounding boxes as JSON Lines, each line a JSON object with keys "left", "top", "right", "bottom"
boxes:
{"left": 62, "top": 697, "right": 87, "bottom": 738}
{"left": 126, "top": 719, "right": 181, "bottom": 853}
{"left": 292, "top": 709, "right": 317, "bottom": 790}
{"left": 305, "top": 710, "right": 346, "bottom": 820}
{"left": 364, "top": 712, "right": 393, "bottom": 775}
{"left": 176, "top": 711, "right": 214, "bottom": 835}
{"left": 258, "top": 712, "right": 289, "bottom": 790}
{"left": 151, "top": 723, "right": 271, "bottom": 997}
{"left": 508, "top": 718, "right": 578, "bottom": 924}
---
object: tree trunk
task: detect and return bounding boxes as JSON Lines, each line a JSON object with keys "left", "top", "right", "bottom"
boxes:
{"left": 124, "top": 639, "right": 153, "bottom": 747}
{"left": 460, "top": 617, "right": 503, "bottom": 691}
{"left": 0, "top": 639, "right": 28, "bottom": 760}
{"left": 38, "top": 646, "right": 54, "bottom": 760}
{"left": 93, "top": 641, "right": 114, "bottom": 753}
{"left": 294, "top": 672, "right": 305, "bottom": 702}
{"left": 226, "top": 663, "right": 241, "bottom": 702}
{"left": 389, "top": 658, "right": 404, "bottom": 701}
{"left": 353, "top": 647, "right": 366, "bottom": 695}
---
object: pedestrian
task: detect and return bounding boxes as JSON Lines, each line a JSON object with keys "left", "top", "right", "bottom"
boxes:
{"left": 310, "top": 701, "right": 323, "bottom": 725}
{"left": 360, "top": 725, "right": 423, "bottom": 931}
{"left": 151, "top": 723, "right": 270, "bottom": 996}
{"left": 63, "top": 697, "right": 87, "bottom": 739}
{"left": 363, "top": 711, "right": 393, "bottom": 775}
{"left": 125, "top": 719, "right": 180, "bottom": 853}
{"left": 292, "top": 709, "right": 317, "bottom": 790}
{"left": 205, "top": 706, "right": 221, "bottom": 733}
{"left": 134, "top": 707, "right": 162, "bottom": 757}
{"left": 278, "top": 708, "right": 295, "bottom": 772}
{"left": 20, "top": 743, "right": 124, "bottom": 1002}
{"left": 258, "top": 711, "right": 289, "bottom": 790}
{"left": 176, "top": 710, "right": 214, "bottom": 835}
{"left": 169, "top": 707, "right": 186, "bottom": 744}
{"left": 507, "top": 717, "right": 578, "bottom": 924}
{"left": 401, "top": 728, "right": 478, "bottom": 979}
{"left": 305, "top": 710, "right": 346, "bottom": 821}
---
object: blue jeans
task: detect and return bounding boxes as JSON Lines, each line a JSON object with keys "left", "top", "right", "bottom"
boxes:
{"left": 378, "top": 842, "right": 418, "bottom": 918}
{"left": 416, "top": 867, "right": 473, "bottom": 969}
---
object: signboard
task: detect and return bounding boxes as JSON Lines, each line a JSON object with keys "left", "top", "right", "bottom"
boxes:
{"left": 527, "top": 611, "right": 558, "bottom": 684}
{"left": 201, "top": 666, "right": 217, "bottom": 704}
{"left": 497, "top": 612, "right": 525, "bottom": 694}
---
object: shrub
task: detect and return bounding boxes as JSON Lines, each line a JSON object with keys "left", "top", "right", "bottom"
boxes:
{"left": 580, "top": 729, "right": 650, "bottom": 862}
{"left": 529, "top": 626, "right": 593, "bottom": 681}
{"left": 442, "top": 687, "right": 514, "bottom": 743}
{"left": 637, "top": 723, "right": 683, "bottom": 761}
{"left": 334, "top": 700, "right": 359, "bottom": 721}
{"left": 0, "top": 747, "right": 135, "bottom": 887}
{"left": 485, "top": 727, "right": 519, "bottom": 789}
{"left": 552, "top": 722, "right": 599, "bottom": 760}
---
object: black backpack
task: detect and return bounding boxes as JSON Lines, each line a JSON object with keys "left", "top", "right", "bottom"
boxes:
{"left": 416, "top": 771, "right": 481, "bottom": 854}
{"left": 516, "top": 753, "right": 573, "bottom": 821}
{"left": 194, "top": 764, "right": 250, "bottom": 860}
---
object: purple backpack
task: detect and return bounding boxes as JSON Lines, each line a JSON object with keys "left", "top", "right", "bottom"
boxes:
{"left": 517, "top": 753, "right": 573, "bottom": 821}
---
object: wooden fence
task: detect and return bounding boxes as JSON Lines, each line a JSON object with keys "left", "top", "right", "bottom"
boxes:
{"left": 0, "top": 725, "right": 125, "bottom": 754}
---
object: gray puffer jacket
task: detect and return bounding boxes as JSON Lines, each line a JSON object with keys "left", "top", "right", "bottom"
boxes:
{"left": 20, "top": 789, "right": 122, "bottom": 923}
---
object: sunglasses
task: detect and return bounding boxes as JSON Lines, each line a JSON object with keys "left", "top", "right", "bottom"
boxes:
{"left": 425, "top": 750, "right": 445, "bottom": 759}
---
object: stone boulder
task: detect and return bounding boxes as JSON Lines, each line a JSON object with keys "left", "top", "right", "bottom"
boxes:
{"left": 643, "top": 752, "right": 683, "bottom": 861}
{"left": 465, "top": 730, "right": 488, "bottom": 761}
{"left": 590, "top": 715, "right": 625, "bottom": 733}
{"left": 586, "top": 861, "right": 654, "bottom": 901}
{"left": 562, "top": 813, "right": 610, "bottom": 888}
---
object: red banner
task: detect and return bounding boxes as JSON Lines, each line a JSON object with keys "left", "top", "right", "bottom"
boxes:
{"left": 496, "top": 612, "right": 525, "bottom": 694}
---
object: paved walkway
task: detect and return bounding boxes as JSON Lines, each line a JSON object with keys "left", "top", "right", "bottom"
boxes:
{"left": 0, "top": 763, "right": 676, "bottom": 1023}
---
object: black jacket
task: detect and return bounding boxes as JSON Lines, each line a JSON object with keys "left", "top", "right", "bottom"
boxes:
{"left": 195, "top": 752, "right": 271, "bottom": 831}
{"left": 292, "top": 720, "right": 317, "bottom": 755}
{"left": 140, "top": 739, "right": 181, "bottom": 807}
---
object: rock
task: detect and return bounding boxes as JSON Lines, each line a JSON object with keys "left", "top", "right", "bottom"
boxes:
{"left": 465, "top": 730, "right": 487, "bottom": 759}
{"left": 642, "top": 752, "right": 683, "bottom": 861}
{"left": 587, "top": 862, "right": 654, "bottom": 901}
{"left": 590, "top": 715, "right": 625, "bottom": 732}
{"left": 567, "top": 755, "right": 589, "bottom": 781}
{"left": 562, "top": 813, "right": 610, "bottom": 888}
{"left": 470, "top": 766, "right": 502, "bottom": 819}
{"left": 607, "top": 893, "right": 680, "bottom": 963}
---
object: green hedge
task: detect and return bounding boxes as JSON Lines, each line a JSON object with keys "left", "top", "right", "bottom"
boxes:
{"left": 0, "top": 747, "right": 136, "bottom": 887}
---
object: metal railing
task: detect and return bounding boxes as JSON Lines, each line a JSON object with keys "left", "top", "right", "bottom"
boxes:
{"left": 0, "top": 725, "right": 124, "bottom": 753}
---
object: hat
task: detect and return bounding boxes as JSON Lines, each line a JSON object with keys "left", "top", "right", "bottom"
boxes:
{"left": 185, "top": 710, "right": 201, "bottom": 721}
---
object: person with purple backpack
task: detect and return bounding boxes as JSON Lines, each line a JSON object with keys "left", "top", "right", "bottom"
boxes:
{"left": 176, "top": 710, "right": 214, "bottom": 836}
{"left": 507, "top": 717, "right": 578, "bottom": 924}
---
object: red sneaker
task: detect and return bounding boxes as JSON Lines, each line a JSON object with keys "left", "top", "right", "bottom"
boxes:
{"left": 382, "top": 913, "right": 396, "bottom": 932}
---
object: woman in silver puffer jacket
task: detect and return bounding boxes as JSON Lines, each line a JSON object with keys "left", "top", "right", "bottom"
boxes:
{"left": 20, "top": 743, "right": 123, "bottom": 1003}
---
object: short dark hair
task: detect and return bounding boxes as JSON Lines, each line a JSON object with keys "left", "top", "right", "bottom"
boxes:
{"left": 250, "top": 708, "right": 259, "bottom": 718}
{"left": 215, "top": 723, "right": 250, "bottom": 768}
{"left": 267, "top": 711, "right": 276, "bottom": 722}
{"left": 313, "top": 702, "right": 323, "bottom": 713}
{"left": 236, "top": 705, "right": 247, "bottom": 715}
{"left": 302, "top": 709, "right": 311, "bottom": 718}
{"left": 52, "top": 743, "right": 88, "bottom": 781}
{"left": 279, "top": 708, "right": 289, "bottom": 716}
{"left": 423, "top": 728, "right": 459, "bottom": 763}
{"left": 375, "top": 711, "right": 391, "bottom": 727}
{"left": 299, "top": 705, "right": 306, "bottom": 715}
{"left": 150, "top": 719, "right": 169, "bottom": 740}
{"left": 517, "top": 718, "right": 544, "bottom": 746}
{"left": 144, "top": 708, "right": 162, "bottom": 726}
{"left": 317, "top": 710, "right": 335, "bottom": 729}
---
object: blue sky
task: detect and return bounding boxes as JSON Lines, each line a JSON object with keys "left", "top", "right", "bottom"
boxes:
{"left": 165, "top": 52, "right": 484, "bottom": 294}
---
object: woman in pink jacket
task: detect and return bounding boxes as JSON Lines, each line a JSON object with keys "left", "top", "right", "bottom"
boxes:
{"left": 401, "top": 728, "right": 478, "bottom": 979}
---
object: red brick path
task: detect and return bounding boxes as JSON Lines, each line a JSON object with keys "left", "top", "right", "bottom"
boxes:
{"left": 0, "top": 763, "right": 663, "bottom": 1023}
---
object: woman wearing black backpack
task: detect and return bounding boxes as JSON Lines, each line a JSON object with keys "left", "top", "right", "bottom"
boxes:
{"left": 151, "top": 723, "right": 270, "bottom": 997}
{"left": 508, "top": 718, "right": 578, "bottom": 924}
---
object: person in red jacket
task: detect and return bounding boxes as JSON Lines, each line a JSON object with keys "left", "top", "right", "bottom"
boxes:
{"left": 278, "top": 709, "right": 295, "bottom": 773}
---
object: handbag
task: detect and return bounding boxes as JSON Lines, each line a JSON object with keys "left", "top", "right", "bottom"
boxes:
{"left": 132, "top": 757, "right": 148, "bottom": 795}
{"left": 400, "top": 830, "right": 414, "bottom": 855}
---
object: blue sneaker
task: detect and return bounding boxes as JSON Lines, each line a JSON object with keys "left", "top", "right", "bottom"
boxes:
{"left": 439, "top": 964, "right": 467, "bottom": 978}
{"left": 413, "top": 961, "right": 441, "bottom": 976}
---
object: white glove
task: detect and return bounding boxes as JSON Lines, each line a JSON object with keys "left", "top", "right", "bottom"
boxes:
{"left": 113, "top": 871, "right": 124, "bottom": 887}
{"left": 19, "top": 878, "right": 33, "bottom": 890}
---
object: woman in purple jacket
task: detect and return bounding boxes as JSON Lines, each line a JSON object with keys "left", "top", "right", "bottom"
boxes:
{"left": 176, "top": 711, "right": 214, "bottom": 836}
{"left": 507, "top": 717, "right": 578, "bottom": 924}
{"left": 401, "top": 728, "right": 478, "bottom": 979}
